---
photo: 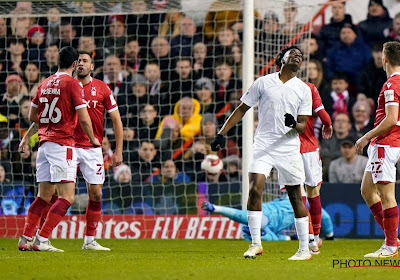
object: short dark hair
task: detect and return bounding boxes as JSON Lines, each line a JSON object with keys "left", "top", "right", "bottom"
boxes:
{"left": 78, "top": 50, "right": 93, "bottom": 61}
{"left": 215, "top": 57, "right": 233, "bottom": 67}
{"left": 8, "top": 37, "right": 25, "bottom": 48}
{"left": 126, "top": 36, "right": 139, "bottom": 44}
{"left": 331, "top": 72, "right": 349, "bottom": 83}
{"left": 275, "top": 45, "right": 303, "bottom": 67}
{"left": 47, "top": 43, "right": 58, "bottom": 49}
{"left": 383, "top": 41, "right": 400, "bottom": 66}
{"left": 175, "top": 56, "right": 192, "bottom": 65}
{"left": 58, "top": 46, "right": 79, "bottom": 69}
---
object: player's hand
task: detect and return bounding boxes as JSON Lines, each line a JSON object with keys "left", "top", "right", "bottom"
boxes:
{"left": 322, "top": 125, "right": 333, "bottom": 139}
{"left": 18, "top": 137, "right": 29, "bottom": 153}
{"left": 90, "top": 137, "right": 101, "bottom": 148}
{"left": 355, "top": 136, "right": 369, "bottom": 155}
{"left": 112, "top": 150, "right": 123, "bottom": 167}
{"left": 284, "top": 113, "right": 297, "bottom": 128}
{"left": 211, "top": 134, "right": 225, "bottom": 151}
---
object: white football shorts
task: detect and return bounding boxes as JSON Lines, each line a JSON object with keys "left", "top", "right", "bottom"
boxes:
{"left": 301, "top": 149, "right": 322, "bottom": 187}
{"left": 249, "top": 148, "right": 305, "bottom": 186}
{"left": 36, "top": 141, "right": 77, "bottom": 183}
{"left": 76, "top": 147, "right": 105, "bottom": 185}
{"left": 365, "top": 145, "right": 400, "bottom": 184}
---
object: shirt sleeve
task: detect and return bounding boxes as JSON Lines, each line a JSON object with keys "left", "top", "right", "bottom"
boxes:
{"left": 70, "top": 80, "right": 86, "bottom": 110}
{"left": 103, "top": 84, "right": 118, "bottom": 113}
{"left": 31, "top": 86, "right": 39, "bottom": 108}
{"left": 297, "top": 86, "right": 312, "bottom": 116}
{"left": 384, "top": 81, "right": 400, "bottom": 107}
{"left": 240, "top": 78, "right": 260, "bottom": 107}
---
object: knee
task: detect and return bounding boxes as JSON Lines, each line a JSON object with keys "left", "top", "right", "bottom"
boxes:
{"left": 360, "top": 186, "right": 370, "bottom": 200}
{"left": 89, "top": 191, "right": 102, "bottom": 202}
{"left": 248, "top": 187, "right": 262, "bottom": 200}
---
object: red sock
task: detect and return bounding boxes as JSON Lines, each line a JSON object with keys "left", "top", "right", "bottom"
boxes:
{"left": 22, "top": 197, "right": 48, "bottom": 238}
{"left": 85, "top": 200, "right": 102, "bottom": 237}
{"left": 39, "top": 194, "right": 59, "bottom": 230}
{"left": 370, "top": 201, "right": 384, "bottom": 230}
{"left": 383, "top": 206, "right": 399, "bottom": 247}
{"left": 39, "top": 198, "right": 71, "bottom": 239}
{"left": 308, "top": 196, "right": 322, "bottom": 235}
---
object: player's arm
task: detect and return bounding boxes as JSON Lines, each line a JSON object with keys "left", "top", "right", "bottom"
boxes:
{"left": 18, "top": 122, "right": 39, "bottom": 153}
{"left": 109, "top": 109, "right": 123, "bottom": 167}
{"left": 317, "top": 109, "right": 333, "bottom": 139}
{"left": 29, "top": 104, "right": 39, "bottom": 124}
{"left": 218, "top": 102, "right": 250, "bottom": 136}
{"left": 77, "top": 107, "right": 100, "bottom": 147}
{"left": 294, "top": 115, "right": 308, "bottom": 134}
{"left": 355, "top": 104, "right": 398, "bottom": 154}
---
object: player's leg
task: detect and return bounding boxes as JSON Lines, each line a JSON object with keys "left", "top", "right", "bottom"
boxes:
{"left": 39, "top": 193, "right": 59, "bottom": 229}
{"left": 18, "top": 182, "right": 55, "bottom": 251}
{"left": 243, "top": 172, "right": 267, "bottom": 258}
{"left": 306, "top": 184, "right": 322, "bottom": 250}
{"left": 301, "top": 186, "right": 317, "bottom": 252}
{"left": 377, "top": 183, "right": 398, "bottom": 253}
{"left": 361, "top": 171, "right": 383, "bottom": 229}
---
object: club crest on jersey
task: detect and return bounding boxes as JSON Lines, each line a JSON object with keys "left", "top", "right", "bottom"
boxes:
{"left": 91, "top": 87, "right": 96, "bottom": 96}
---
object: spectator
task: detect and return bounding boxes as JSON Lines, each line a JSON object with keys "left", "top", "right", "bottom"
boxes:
{"left": 150, "top": 36, "right": 173, "bottom": 81}
{"left": 385, "top": 12, "right": 400, "bottom": 41}
{"left": 329, "top": 139, "right": 368, "bottom": 183}
{"left": 170, "top": 16, "right": 202, "bottom": 57}
{"left": 307, "top": 59, "right": 330, "bottom": 98}
{"left": 192, "top": 42, "right": 213, "bottom": 79}
{"left": 256, "top": 11, "right": 283, "bottom": 65}
{"left": 144, "top": 62, "right": 162, "bottom": 98}
{"left": 17, "top": 96, "right": 31, "bottom": 135}
{"left": 351, "top": 99, "right": 374, "bottom": 139}
{"left": 300, "top": 34, "right": 322, "bottom": 61}
{"left": 113, "top": 163, "right": 132, "bottom": 183}
{"left": 131, "top": 140, "right": 161, "bottom": 182}
{"left": 58, "top": 19, "right": 79, "bottom": 49}
{"left": 213, "top": 26, "right": 236, "bottom": 58}
{"left": 154, "top": 116, "right": 185, "bottom": 161}
{"left": 43, "top": 6, "right": 61, "bottom": 46}
{"left": 101, "top": 15, "right": 126, "bottom": 57}
{"left": 223, "top": 154, "right": 241, "bottom": 181}
{"left": 156, "top": 97, "right": 203, "bottom": 141}
{"left": 159, "top": 11, "right": 184, "bottom": 38}
{"left": 120, "top": 37, "right": 147, "bottom": 74}
{"left": 358, "top": 0, "right": 392, "bottom": 47}
{"left": 357, "top": 41, "right": 387, "bottom": 107}
{"left": 199, "top": 113, "right": 240, "bottom": 159}
{"left": 136, "top": 104, "right": 160, "bottom": 140}
{"left": 182, "top": 141, "right": 209, "bottom": 181}
{"left": 78, "top": 36, "right": 103, "bottom": 69}
{"left": 0, "top": 162, "right": 10, "bottom": 183}
{"left": 320, "top": 112, "right": 357, "bottom": 180}
{"left": 0, "top": 17, "right": 8, "bottom": 56}
{"left": 0, "top": 113, "right": 19, "bottom": 161}
{"left": 23, "top": 62, "right": 43, "bottom": 97}
{"left": 0, "top": 74, "right": 26, "bottom": 126}
{"left": 200, "top": 154, "right": 228, "bottom": 183}
{"left": 26, "top": 24, "right": 46, "bottom": 62}
{"left": 102, "top": 136, "right": 113, "bottom": 171}
{"left": 122, "top": 127, "right": 139, "bottom": 165}
{"left": 214, "top": 57, "right": 242, "bottom": 112}
{"left": 5, "top": 38, "right": 27, "bottom": 77}
{"left": 148, "top": 159, "right": 191, "bottom": 183}
{"left": 10, "top": 4, "right": 34, "bottom": 39}
{"left": 72, "top": 1, "right": 105, "bottom": 38}
{"left": 318, "top": 0, "right": 353, "bottom": 59}
{"left": 321, "top": 72, "right": 350, "bottom": 118}
{"left": 40, "top": 43, "right": 58, "bottom": 77}
{"left": 280, "top": 0, "right": 302, "bottom": 35}
{"left": 230, "top": 42, "right": 243, "bottom": 78}
{"left": 325, "top": 23, "right": 371, "bottom": 84}
{"left": 194, "top": 77, "right": 217, "bottom": 114}
{"left": 127, "top": 0, "right": 159, "bottom": 49}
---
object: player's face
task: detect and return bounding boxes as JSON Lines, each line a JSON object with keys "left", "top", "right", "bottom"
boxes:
{"left": 285, "top": 49, "right": 303, "bottom": 70}
{"left": 77, "top": 54, "right": 94, "bottom": 78}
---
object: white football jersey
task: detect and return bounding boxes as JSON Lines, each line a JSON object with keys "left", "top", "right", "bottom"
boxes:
{"left": 241, "top": 72, "right": 312, "bottom": 154}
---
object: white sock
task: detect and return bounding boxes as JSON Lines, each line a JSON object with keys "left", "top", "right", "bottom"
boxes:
{"left": 309, "top": 234, "right": 316, "bottom": 247}
{"left": 247, "top": 210, "right": 262, "bottom": 245}
{"left": 213, "top": 205, "right": 221, "bottom": 212}
{"left": 84, "top": 235, "right": 94, "bottom": 244}
{"left": 314, "top": 234, "right": 319, "bottom": 245}
{"left": 295, "top": 216, "right": 309, "bottom": 251}
{"left": 37, "top": 234, "right": 48, "bottom": 242}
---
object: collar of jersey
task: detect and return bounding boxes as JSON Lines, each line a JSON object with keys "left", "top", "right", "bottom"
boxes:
{"left": 390, "top": 72, "right": 400, "bottom": 78}
{"left": 55, "top": 71, "right": 70, "bottom": 76}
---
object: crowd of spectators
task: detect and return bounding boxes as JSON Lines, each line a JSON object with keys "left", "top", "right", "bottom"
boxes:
{"left": 2, "top": 0, "right": 400, "bottom": 214}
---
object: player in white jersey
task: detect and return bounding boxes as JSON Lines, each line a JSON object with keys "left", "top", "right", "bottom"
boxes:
{"left": 211, "top": 46, "right": 312, "bottom": 260}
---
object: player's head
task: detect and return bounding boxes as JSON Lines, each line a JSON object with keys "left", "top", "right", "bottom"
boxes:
{"left": 76, "top": 50, "right": 94, "bottom": 78}
{"left": 275, "top": 46, "right": 303, "bottom": 72}
{"left": 58, "top": 46, "right": 79, "bottom": 70}
{"left": 382, "top": 41, "right": 400, "bottom": 72}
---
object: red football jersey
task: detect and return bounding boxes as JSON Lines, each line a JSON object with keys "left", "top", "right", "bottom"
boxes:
{"left": 32, "top": 72, "right": 86, "bottom": 147}
{"left": 371, "top": 73, "right": 400, "bottom": 147}
{"left": 74, "top": 77, "right": 118, "bottom": 148}
{"left": 300, "top": 83, "right": 325, "bottom": 153}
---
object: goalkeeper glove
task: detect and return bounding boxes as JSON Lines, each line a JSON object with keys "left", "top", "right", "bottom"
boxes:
{"left": 284, "top": 113, "right": 297, "bottom": 128}
{"left": 211, "top": 134, "right": 225, "bottom": 151}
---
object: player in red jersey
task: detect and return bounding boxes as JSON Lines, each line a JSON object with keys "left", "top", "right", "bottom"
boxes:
{"left": 17, "top": 46, "right": 100, "bottom": 252}
{"left": 356, "top": 41, "right": 400, "bottom": 258}
{"left": 75, "top": 51, "right": 123, "bottom": 250}
{"left": 300, "top": 82, "right": 332, "bottom": 254}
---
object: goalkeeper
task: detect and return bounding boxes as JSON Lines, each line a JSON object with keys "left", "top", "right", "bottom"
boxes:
{"left": 202, "top": 195, "right": 334, "bottom": 241}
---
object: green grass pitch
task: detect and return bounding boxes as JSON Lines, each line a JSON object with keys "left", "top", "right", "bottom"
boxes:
{"left": 1, "top": 239, "right": 400, "bottom": 280}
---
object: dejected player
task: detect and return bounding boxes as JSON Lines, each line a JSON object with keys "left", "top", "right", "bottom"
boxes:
{"left": 211, "top": 46, "right": 313, "bottom": 260}
{"left": 18, "top": 46, "right": 100, "bottom": 252}
{"left": 356, "top": 41, "right": 400, "bottom": 258}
